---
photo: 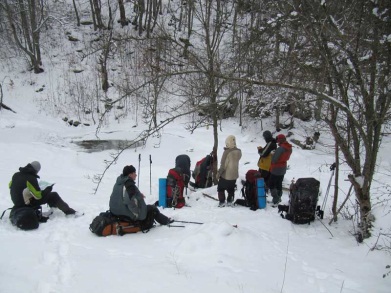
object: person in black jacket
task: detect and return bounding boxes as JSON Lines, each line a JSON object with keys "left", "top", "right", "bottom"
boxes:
{"left": 9, "top": 161, "right": 80, "bottom": 216}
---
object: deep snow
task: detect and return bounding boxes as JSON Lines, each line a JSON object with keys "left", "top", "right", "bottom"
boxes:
{"left": 1, "top": 80, "right": 391, "bottom": 293}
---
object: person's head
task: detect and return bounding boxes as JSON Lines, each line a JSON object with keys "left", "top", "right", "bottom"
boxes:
{"left": 263, "top": 130, "right": 273, "bottom": 143}
{"left": 225, "top": 135, "right": 237, "bottom": 149}
{"left": 123, "top": 165, "right": 137, "bottom": 180}
{"left": 276, "top": 134, "right": 286, "bottom": 145}
{"left": 30, "top": 161, "right": 41, "bottom": 174}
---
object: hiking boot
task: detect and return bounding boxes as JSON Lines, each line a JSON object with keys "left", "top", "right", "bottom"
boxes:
{"left": 167, "top": 218, "right": 175, "bottom": 224}
{"left": 66, "top": 210, "right": 84, "bottom": 218}
{"left": 226, "top": 201, "right": 234, "bottom": 207}
{"left": 218, "top": 202, "right": 226, "bottom": 207}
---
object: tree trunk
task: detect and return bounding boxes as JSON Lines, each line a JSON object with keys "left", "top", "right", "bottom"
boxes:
{"left": 118, "top": 0, "right": 128, "bottom": 27}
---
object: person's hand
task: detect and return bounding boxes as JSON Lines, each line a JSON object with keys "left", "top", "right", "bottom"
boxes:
{"left": 44, "top": 185, "right": 53, "bottom": 194}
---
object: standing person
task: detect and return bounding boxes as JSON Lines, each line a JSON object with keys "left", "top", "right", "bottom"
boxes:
{"left": 269, "top": 134, "right": 292, "bottom": 206}
{"left": 9, "top": 161, "right": 81, "bottom": 228}
{"left": 109, "top": 165, "right": 173, "bottom": 225}
{"left": 217, "top": 135, "right": 242, "bottom": 207}
{"left": 257, "top": 130, "right": 277, "bottom": 193}
{"left": 175, "top": 154, "right": 191, "bottom": 187}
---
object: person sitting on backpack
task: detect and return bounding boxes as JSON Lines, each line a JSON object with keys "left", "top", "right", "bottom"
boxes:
{"left": 109, "top": 165, "right": 173, "bottom": 225}
{"left": 257, "top": 130, "right": 277, "bottom": 193}
{"left": 9, "top": 161, "right": 81, "bottom": 222}
{"left": 217, "top": 135, "right": 242, "bottom": 207}
{"left": 269, "top": 134, "right": 292, "bottom": 206}
{"left": 175, "top": 154, "right": 191, "bottom": 187}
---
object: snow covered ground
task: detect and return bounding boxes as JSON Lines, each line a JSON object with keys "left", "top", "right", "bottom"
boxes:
{"left": 1, "top": 79, "right": 391, "bottom": 293}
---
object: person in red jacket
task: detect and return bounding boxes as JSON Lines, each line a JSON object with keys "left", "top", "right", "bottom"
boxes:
{"left": 269, "top": 134, "right": 292, "bottom": 206}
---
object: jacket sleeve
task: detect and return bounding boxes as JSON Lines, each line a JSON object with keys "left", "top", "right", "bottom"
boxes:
{"left": 218, "top": 150, "right": 228, "bottom": 176}
{"left": 260, "top": 142, "right": 274, "bottom": 158}
{"left": 124, "top": 179, "right": 138, "bottom": 199}
{"left": 26, "top": 176, "right": 43, "bottom": 199}
{"left": 271, "top": 147, "right": 283, "bottom": 163}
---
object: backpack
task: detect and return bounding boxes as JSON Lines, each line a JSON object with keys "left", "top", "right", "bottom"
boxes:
{"left": 237, "top": 169, "right": 262, "bottom": 210}
{"left": 279, "top": 178, "right": 321, "bottom": 224}
{"left": 89, "top": 210, "right": 155, "bottom": 236}
{"left": 191, "top": 153, "right": 214, "bottom": 188}
{"left": 9, "top": 206, "right": 46, "bottom": 230}
{"left": 166, "top": 168, "right": 186, "bottom": 208}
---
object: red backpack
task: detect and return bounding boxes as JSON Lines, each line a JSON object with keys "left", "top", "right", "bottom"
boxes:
{"left": 166, "top": 168, "right": 185, "bottom": 208}
{"left": 192, "top": 153, "right": 214, "bottom": 188}
{"left": 240, "top": 169, "right": 262, "bottom": 210}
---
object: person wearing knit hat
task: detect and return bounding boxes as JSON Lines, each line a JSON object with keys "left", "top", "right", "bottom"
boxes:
{"left": 109, "top": 165, "right": 173, "bottom": 225}
{"left": 9, "top": 162, "right": 82, "bottom": 230}
{"left": 269, "top": 133, "right": 292, "bottom": 206}
{"left": 257, "top": 131, "right": 277, "bottom": 193}
{"left": 217, "top": 135, "right": 242, "bottom": 207}
{"left": 30, "top": 161, "right": 41, "bottom": 174}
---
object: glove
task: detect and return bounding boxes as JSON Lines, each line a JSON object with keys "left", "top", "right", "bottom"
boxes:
{"left": 43, "top": 185, "right": 53, "bottom": 195}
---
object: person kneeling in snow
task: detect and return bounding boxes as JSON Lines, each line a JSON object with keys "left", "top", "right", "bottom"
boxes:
{"left": 109, "top": 165, "right": 173, "bottom": 225}
{"left": 9, "top": 161, "right": 81, "bottom": 230}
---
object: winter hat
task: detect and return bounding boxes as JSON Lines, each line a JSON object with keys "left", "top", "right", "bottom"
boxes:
{"left": 30, "top": 161, "right": 41, "bottom": 174}
{"left": 123, "top": 165, "right": 136, "bottom": 176}
{"left": 263, "top": 130, "right": 273, "bottom": 142}
{"left": 225, "top": 135, "right": 237, "bottom": 148}
{"left": 276, "top": 134, "right": 286, "bottom": 143}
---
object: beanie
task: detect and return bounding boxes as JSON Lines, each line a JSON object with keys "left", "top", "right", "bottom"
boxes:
{"left": 263, "top": 130, "right": 273, "bottom": 142}
{"left": 30, "top": 161, "right": 41, "bottom": 173}
{"left": 123, "top": 165, "right": 136, "bottom": 176}
{"left": 225, "top": 135, "right": 237, "bottom": 148}
{"left": 276, "top": 134, "right": 286, "bottom": 143}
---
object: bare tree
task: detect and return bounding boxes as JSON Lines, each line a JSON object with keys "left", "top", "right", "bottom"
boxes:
{"left": 2, "top": 0, "right": 47, "bottom": 73}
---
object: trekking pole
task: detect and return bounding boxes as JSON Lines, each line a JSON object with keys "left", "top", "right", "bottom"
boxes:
{"left": 321, "top": 163, "right": 336, "bottom": 211}
{"left": 149, "top": 154, "right": 152, "bottom": 195}
{"left": 174, "top": 220, "right": 203, "bottom": 225}
{"left": 137, "top": 154, "right": 141, "bottom": 187}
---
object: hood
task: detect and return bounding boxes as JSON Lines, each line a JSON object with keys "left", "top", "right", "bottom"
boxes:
{"left": 116, "top": 174, "right": 130, "bottom": 185}
{"left": 225, "top": 135, "right": 237, "bottom": 149}
{"left": 19, "top": 164, "right": 40, "bottom": 178}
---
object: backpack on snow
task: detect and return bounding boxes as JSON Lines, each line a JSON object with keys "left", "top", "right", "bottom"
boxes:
{"left": 6, "top": 206, "right": 49, "bottom": 231}
{"left": 166, "top": 168, "right": 186, "bottom": 208}
{"left": 236, "top": 169, "right": 263, "bottom": 210}
{"left": 89, "top": 210, "right": 155, "bottom": 236}
{"left": 278, "top": 178, "right": 322, "bottom": 224}
{"left": 191, "top": 153, "right": 214, "bottom": 188}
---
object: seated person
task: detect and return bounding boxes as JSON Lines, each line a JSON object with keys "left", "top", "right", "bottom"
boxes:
{"left": 109, "top": 165, "right": 173, "bottom": 225}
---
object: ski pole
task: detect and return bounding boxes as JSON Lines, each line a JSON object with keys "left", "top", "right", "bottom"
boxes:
{"left": 149, "top": 154, "right": 152, "bottom": 195}
{"left": 137, "top": 154, "right": 141, "bottom": 187}
{"left": 174, "top": 220, "right": 203, "bottom": 225}
{"left": 321, "top": 163, "right": 336, "bottom": 211}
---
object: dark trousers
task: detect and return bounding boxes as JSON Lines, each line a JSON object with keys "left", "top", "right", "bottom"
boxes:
{"left": 217, "top": 178, "right": 236, "bottom": 203}
{"left": 268, "top": 174, "right": 284, "bottom": 193}
{"left": 258, "top": 169, "right": 271, "bottom": 190}
{"left": 30, "top": 192, "right": 74, "bottom": 215}
{"left": 147, "top": 205, "right": 170, "bottom": 225}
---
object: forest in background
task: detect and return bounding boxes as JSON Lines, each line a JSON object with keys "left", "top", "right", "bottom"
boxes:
{"left": 0, "top": 0, "right": 390, "bottom": 240}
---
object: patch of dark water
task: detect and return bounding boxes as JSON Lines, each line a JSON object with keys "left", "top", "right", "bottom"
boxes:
{"left": 73, "top": 139, "right": 143, "bottom": 152}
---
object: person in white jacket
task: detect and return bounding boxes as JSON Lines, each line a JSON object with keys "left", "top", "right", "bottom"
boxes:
{"left": 217, "top": 135, "right": 242, "bottom": 207}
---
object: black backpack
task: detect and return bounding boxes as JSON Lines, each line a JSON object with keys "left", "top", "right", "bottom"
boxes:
{"left": 279, "top": 178, "right": 322, "bottom": 224}
{"left": 9, "top": 206, "right": 42, "bottom": 230}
